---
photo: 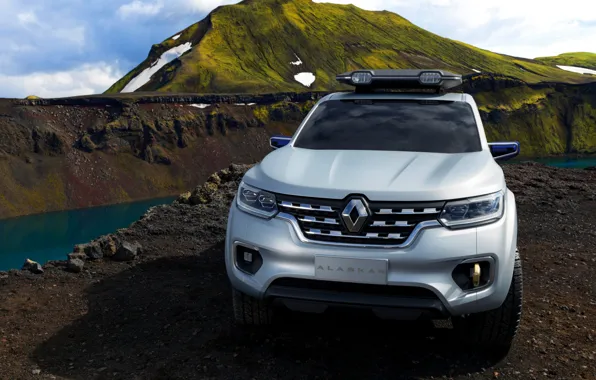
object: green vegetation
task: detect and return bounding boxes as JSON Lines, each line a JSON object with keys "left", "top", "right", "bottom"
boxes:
{"left": 473, "top": 87, "right": 554, "bottom": 112}
{"left": 473, "top": 85, "right": 596, "bottom": 156}
{"left": 535, "top": 52, "right": 596, "bottom": 71}
{"left": 105, "top": 0, "right": 594, "bottom": 95}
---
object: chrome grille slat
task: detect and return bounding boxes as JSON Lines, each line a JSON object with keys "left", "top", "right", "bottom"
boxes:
{"left": 371, "top": 221, "right": 412, "bottom": 227}
{"left": 305, "top": 229, "right": 404, "bottom": 240}
{"left": 299, "top": 216, "right": 339, "bottom": 225}
{"left": 280, "top": 201, "right": 335, "bottom": 212}
{"left": 376, "top": 208, "right": 440, "bottom": 215}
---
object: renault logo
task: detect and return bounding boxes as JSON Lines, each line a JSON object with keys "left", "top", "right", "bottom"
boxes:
{"left": 341, "top": 198, "right": 369, "bottom": 233}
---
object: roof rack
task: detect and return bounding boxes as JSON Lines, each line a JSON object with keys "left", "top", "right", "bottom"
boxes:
{"left": 335, "top": 69, "right": 463, "bottom": 94}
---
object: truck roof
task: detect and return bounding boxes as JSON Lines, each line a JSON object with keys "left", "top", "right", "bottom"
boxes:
{"left": 326, "top": 91, "right": 468, "bottom": 103}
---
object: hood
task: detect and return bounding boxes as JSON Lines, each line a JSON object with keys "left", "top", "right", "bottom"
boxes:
{"left": 242, "top": 147, "right": 506, "bottom": 201}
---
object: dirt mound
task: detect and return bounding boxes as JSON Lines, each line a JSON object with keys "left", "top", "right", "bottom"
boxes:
{"left": 1, "top": 163, "right": 595, "bottom": 380}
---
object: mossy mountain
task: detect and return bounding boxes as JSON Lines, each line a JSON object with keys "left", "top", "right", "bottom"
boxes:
{"left": 106, "top": 0, "right": 594, "bottom": 94}
{"left": 536, "top": 52, "right": 596, "bottom": 71}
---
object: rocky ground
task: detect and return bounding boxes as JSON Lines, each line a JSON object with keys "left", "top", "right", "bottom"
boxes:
{"left": 0, "top": 162, "right": 595, "bottom": 380}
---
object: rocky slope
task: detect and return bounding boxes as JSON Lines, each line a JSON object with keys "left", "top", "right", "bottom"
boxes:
{"left": 0, "top": 92, "right": 322, "bottom": 218}
{"left": 106, "top": 0, "right": 593, "bottom": 95}
{"left": 0, "top": 162, "right": 594, "bottom": 380}
{"left": 2, "top": 75, "right": 596, "bottom": 218}
{"left": 468, "top": 74, "right": 596, "bottom": 156}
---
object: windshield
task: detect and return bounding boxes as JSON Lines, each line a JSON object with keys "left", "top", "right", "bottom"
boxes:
{"left": 293, "top": 99, "right": 482, "bottom": 153}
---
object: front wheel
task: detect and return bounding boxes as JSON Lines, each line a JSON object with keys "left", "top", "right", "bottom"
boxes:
{"left": 452, "top": 251, "right": 523, "bottom": 359}
{"left": 232, "top": 288, "right": 273, "bottom": 326}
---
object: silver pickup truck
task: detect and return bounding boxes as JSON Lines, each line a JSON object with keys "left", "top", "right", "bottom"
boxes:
{"left": 225, "top": 69, "right": 522, "bottom": 357}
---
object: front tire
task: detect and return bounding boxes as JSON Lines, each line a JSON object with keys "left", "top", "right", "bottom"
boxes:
{"left": 452, "top": 251, "right": 523, "bottom": 358}
{"left": 232, "top": 288, "right": 273, "bottom": 326}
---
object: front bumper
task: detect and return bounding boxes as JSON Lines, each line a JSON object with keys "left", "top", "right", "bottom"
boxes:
{"left": 225, "top": 190, "right": 518, "bottom": 318}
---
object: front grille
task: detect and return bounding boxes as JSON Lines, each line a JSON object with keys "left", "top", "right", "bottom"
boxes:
{"left": 270, "top": 278, "right": 439, "bottom": 299}
{"left": 276, "top": 193, "right": 445, "bottom": 246}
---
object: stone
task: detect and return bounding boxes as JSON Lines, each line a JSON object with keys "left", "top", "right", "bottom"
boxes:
{"left": 207, "top": 172, "right": 222, "bottom": 186}
{"left": 74, "top": 242, "right": 103, "bottom": 260}
{"left": 176, "top": 191, "right": 191, "bottom": 204}
{"left": 97, "top": 235, "right": 118, "bottom": 257}
{"left": 68, "top": 252, "right": 87, "bottom": 261}
{"left": 67, "top": 259, "right": 84, "bottom": 273}
{"left": 22, "top": 259, "right": 43, "bottom": 274}
{"left": 113, "top": 241, "right": 142, "bottom": 262}
{"left": 189, "top": 182, "right": 219, "bottom": 205}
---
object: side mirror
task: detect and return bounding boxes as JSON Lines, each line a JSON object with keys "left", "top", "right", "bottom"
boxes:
{"left": 270, "top": 135, "right": 291, "bottom": 149}
{"left": 488, "top": 141, "right": 520, "bottom": 161}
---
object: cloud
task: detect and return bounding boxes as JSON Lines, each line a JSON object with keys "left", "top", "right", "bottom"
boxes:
{"left": 0, "top": 62, "right": 124, "bottom": 98}
{"left": 0, "top": 0, "right": 594, "bottom": 98}
{"left": 182, "top": 0, "right": 240, "bottom": 13}
{"left": 313, "top": 0, "right": 596, "bottom": 58}
{"left": 117, "top": 0, "right": 164, "bottom": 19}
{"left": 17, "top": 12, "right": 38, "bottom": 25}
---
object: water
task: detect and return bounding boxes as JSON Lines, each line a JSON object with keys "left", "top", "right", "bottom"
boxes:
{"left": 0, "top": 196, "right": 176, "bottom": 271}
{"left": 516, "top": 157, "right": 596, "bottom": 169}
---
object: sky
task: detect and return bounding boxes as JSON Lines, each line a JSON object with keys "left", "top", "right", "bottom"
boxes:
{"left": 0, "top": 0, "right": 594, "bottom": 98}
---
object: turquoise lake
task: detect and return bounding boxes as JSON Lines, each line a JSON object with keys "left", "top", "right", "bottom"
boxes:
{"left": 0, "top": 197, "right": 176, "bottom": 271}
{"left": 0, "top": 157, "right": 594, "bottom": 271}
{"left": 510, "top": 156, "right": 596, "bottom": 168}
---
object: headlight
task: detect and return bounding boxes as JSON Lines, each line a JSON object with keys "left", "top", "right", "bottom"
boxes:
{"left": 439, "top": 190, "right": 505, "bottom": 229}
{"left": 236, "top": 181, "right": 278, "bottom": 219}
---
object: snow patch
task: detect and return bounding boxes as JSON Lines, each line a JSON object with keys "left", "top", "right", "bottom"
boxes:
{"left": 472, "top": 69, "right": 481, "bottom": 73}
{"left": 290, "top": 54, "right": 302, "bottom": 66}
{"left": 172, "top": 34, "right": 181, "bottom": 40}
{"left": 294, "top": 72, "right": 315, "bottom": 87}
{"left": 557, "top": 65, "right": 596, "bottom": 75}
{"left": 121, "top": 42, "right": 193, "bottom": 93}
{"left": 190, "top": 103, "right": 210, "bottom": 109}
{"left": 234, "top": 103, "right": 256, "bottom": 106}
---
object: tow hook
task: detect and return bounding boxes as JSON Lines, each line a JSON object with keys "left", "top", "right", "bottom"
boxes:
{"left": 472, "top": 263, "right": 481, "bottom": 287}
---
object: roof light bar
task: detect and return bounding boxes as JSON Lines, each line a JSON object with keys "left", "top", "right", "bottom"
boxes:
{"left": 351, "top": 71, "right": 372, "bottom": 85}
{"left": 336, "top": 69, "right": 463, "bottom": 92}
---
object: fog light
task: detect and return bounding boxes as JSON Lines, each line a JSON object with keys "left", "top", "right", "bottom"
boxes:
{"left": 472, "top": 263, "right": 481, "bottom": 287}
{"left": 235, "top": 244, "right": 263, "bottom": 275}
{"left": 452, "top": 261, "right": 491, "bottom": 290}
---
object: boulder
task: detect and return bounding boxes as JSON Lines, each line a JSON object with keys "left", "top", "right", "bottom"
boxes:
{"left": 68, "top": 252, "right": 87, "bottom": 261}
{"left": 189, "top": 181, "right": 219, "bottom": 205}
{"left": 67, "top": 259, "right": 84, "bottom": 273}
{"left": 176, "top": 191, "right": 191, "bottom": 204}
{"left": 22, "top": 259, "right": 43, "bottom": 274}
{"left": 207, "top": 172, "right": 222, "bottom": 186}
{"left": 113, "top": 241, "right": 142, "bottom": 262}
{"left": 74, "top": 242, "right": 103, "bottom": 260}
{"left": 97, "top": 235, "right": 118, "bottom": 257}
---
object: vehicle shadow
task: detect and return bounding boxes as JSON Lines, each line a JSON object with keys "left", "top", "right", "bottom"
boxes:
{"left": 32, "top": 242, "right": 501, "bottom": 380}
